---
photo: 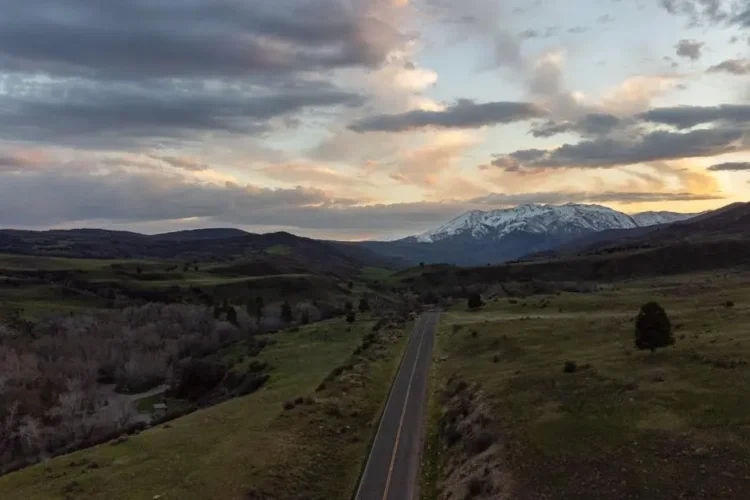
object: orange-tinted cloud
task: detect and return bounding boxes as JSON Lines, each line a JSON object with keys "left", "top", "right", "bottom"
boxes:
{"left": 0, "top": 149, "right": 52, "bottom": 171}
{"left": 391, "top": 131, "right": 479, "bottom": 187}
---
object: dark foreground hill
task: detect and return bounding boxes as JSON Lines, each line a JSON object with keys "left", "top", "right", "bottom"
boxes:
{"left": 0, "top": 228, "right": 403, "bottom": 278}
{"left": 545, "top": 201, "right": 750, "bottom": 259}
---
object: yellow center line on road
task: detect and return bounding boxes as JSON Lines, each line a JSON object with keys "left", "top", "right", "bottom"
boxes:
{"left": 381, "top": 314, "right": 430, "bottom": 500}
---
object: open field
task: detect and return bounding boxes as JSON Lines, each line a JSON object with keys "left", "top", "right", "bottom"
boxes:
{"left": 360, "top": 266, "right": 397, "bottom": 283}
{"left": 424, "top": 270, "right": 750, "bottom": 499}
{"left": 0, "top": 316, "right": 408, "bottom": 500}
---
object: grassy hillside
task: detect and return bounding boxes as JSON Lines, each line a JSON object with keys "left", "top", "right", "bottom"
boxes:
{"left": 0, "top": 228, "right": 403, "bottom": 278}
{"left": 0, "top": 226, "right": 414, "bottom": 499}
{"left": 396, "top": 233, "right": 750, "bottom": 300}
{"left": 0, "top": 317, "right": 409, "bottom": 500}
{"left": 422, "top": 270, "right": 750, "bottom": 499}
{"left": 0, "top": 252, "right": 366, "bottom": 321}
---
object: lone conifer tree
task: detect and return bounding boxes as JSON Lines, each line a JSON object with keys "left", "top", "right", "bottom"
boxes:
{"left": 255, "top": 296, "right": 264, "bottom": 320}
{"left": 635, "top": 302, "right": 674, "bottom": 353}
{"left": 467, "top": 293, "right": 483, "bottom": 310}
{"left": 358, "top": 298, "right": 370, "bottom": 313}
{"left": 226, "top": 306, "right": 238, "bottom": 327}
{"left": 281, "top": 301, "right": 293, "bottom": 323}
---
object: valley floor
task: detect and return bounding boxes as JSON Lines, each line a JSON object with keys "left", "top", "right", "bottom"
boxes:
{"left": 422, "top": 269, "right": 750, "bottom": 499}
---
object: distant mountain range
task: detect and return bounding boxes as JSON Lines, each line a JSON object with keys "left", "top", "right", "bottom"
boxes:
{"left": 404, "top": 202, "right": 750, "bottom": 290}
{"left": 362, "top": 203, "right": 697, "bottom": 265}
{"left": 2, "top": 202, "right": 738, "bottom": 271}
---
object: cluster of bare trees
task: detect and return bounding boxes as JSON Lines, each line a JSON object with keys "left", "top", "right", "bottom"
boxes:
{"left": 0, "top": 303, "right": 244, "bottom": 474}
{"left": 0, "top": 295, "right": 353, "bottom": 474}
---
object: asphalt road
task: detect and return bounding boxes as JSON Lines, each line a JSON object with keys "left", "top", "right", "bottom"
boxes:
{"left": 355, "top": 312, "right": 439, "bottom": 500}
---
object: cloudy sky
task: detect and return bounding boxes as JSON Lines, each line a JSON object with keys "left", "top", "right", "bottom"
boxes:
{"left": 0, "top": 0, "right": 748, "bottom": 240}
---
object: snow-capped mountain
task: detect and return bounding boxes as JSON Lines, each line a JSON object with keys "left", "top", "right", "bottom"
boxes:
{"left": 413, "top": 204, "right": 694, "bottom": 244}
{"left": 416, "top": 204, "right": 642, "bottom": 243}
{"left": 360, "top": 203, "right": 698, "bottom": 265}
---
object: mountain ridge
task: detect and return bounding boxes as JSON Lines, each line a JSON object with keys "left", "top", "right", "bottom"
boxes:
{"left": 0, "top": 227, "right": 404, "bottom": 277}
{"left": 360, "top": 203, "right": 698, "bottom": 265}
{"left": 411, "top": 203, "right": 695, "bottom": 244}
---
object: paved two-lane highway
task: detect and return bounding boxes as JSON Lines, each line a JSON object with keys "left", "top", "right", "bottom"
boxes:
{"left": 355, "top": 312, "right": 439, "bottom": 500}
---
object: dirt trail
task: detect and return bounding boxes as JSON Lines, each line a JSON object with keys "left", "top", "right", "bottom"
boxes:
{"left": 95, "top": 384, "right": 169, "bottom": 424}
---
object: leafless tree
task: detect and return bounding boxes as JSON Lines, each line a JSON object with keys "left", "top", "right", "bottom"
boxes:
{"left": 0, "top": 303, "right": 244, "bottom": 470}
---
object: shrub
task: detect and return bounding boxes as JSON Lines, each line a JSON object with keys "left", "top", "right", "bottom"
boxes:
{"left": 466, "top": 476, "right": 487, "bottom": 497}
{"left": 563, "top": 361, "right": 577, "bottom": 373}
{"left": 282, "top": 400, "right": 295, "bottom": 411}
{"left": 635, "top": 302, "right": 674, "bottom": 353}
{"left": 468, "top": 431, "right": 495, "bottom": 454}
{"left": 725, "top": 300, "right": 735, "bottom": 308}
{"left": 467, "top": 293, "right": 483, "bottom": 310}
{"left": 223, "top": 370, "right": 246, "bottom": 390}
{"left": 172, "top": 359, "right": 226, "bottom": 400}
{"left": 255, "top": 296, "right": 265, "bottom": 320}
{"left": 300, "top": 309, "right": 310, "bottom": 325}
{"left": 226, "top": 306, "right": 238, "bottom": 327}
{"left": 246, "top": 338, "right": 267, "bottom": 357}
{"left": 235, "top": 374, "right": 269, "bottom": 396}
{"left": 346, "top": 311, "right": 356, "bottom": 324}
{"left": 280, "top": 301, "right": 293, "bottom": 323}
{"left": 358, "top": 298, "right": 370, "bottom": 313}
{"left": 247, "top": 360, "right": 267, "bottom": 373}
{"left": 420, "top": 290, "right": 440, "bottom": 305}
{"left": 442, "top": 422, "right": 462, "bottom": 447}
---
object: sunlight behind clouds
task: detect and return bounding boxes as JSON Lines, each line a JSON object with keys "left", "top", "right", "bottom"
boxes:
{"left": 0, "top": 0, "right": 745, "bottom": 237}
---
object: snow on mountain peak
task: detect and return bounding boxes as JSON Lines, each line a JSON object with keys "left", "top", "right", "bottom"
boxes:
{"left": 416, "top": 210, "right": 487, "bottom": 243}
{"left": 414, "top": 203, "right": 693, "bottom": 244}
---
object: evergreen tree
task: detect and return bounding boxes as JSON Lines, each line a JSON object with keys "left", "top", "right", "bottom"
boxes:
{"left": 635, "top": 302, "right": 674, "bottom": 353}
{"left": 358, "top": 298, "right": 370, "bottom": 313}
{"left": 226, "top": 306, "right": 238, "bottom": 327}
{"left": 281, "top": 301, "right": 293, "bottom": 323}
{"left": 255, "top": 296, "right": 264, "bottom": 320}
{"left": 468, "top": 293, "right": 484, "bottom": 310}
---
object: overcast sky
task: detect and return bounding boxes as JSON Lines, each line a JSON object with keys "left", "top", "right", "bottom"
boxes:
{"left": 0, "top": 0, "right": 748, "bottom": 240}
